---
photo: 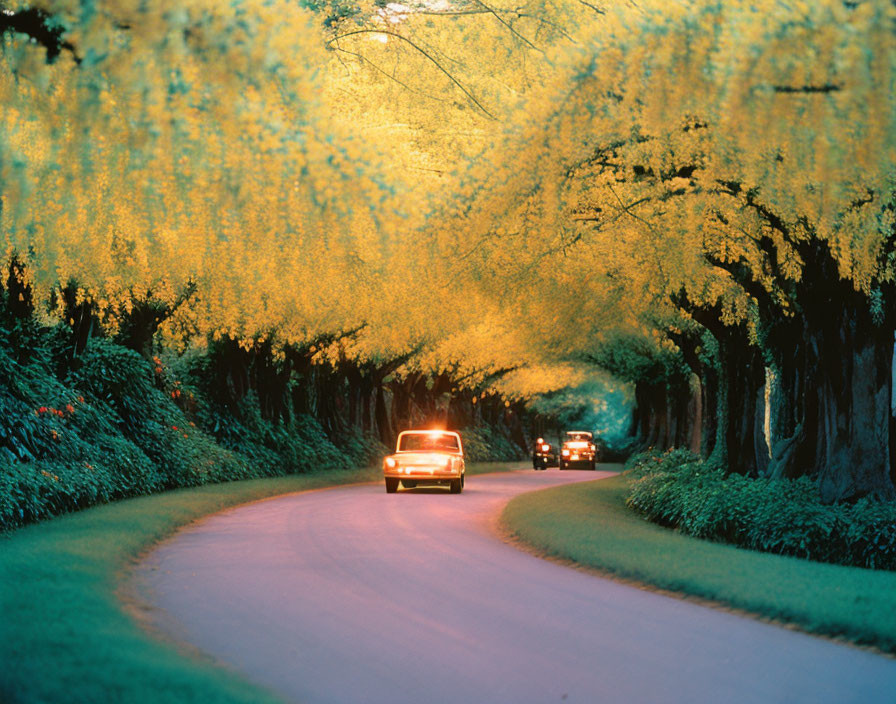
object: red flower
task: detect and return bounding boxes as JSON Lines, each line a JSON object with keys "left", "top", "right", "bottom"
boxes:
{"left": 38, "top": 406, "right": 48, "bottom": 414}
{"left": 65, "top": 404, "right": 75, "bottom": 414}
{"left": 172, "top": 425, "right": 179, "bottom": 431}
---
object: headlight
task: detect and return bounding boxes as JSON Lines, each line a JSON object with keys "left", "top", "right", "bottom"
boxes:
{"left": 541, "top": 444, "right": 550, "bottom": 452}
{"left": 385, "top": 457, "right": 396, "bottom": 468}
{"left": 561, "top": 449, "right": 570, "bottom": 456}
{"left": 441, "top": 456, "right": 451, "bottom": 467}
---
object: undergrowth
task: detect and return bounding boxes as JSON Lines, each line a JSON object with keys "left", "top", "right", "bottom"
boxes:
{"left": 625, "top": 449, "right": 896, "bottom": 570}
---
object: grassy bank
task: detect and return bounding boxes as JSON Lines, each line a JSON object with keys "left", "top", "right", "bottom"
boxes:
{"left": 0, "top": 462, "right": 522, "bottom": 704}
{"left": 500, "top": 473, "right": 896, "bottom": 654}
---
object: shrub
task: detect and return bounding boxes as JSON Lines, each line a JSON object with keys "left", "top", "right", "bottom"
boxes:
{"left": 461, "top": 424, "right": 526, "bottom": 462}
{"left": 0, "top": 322, "right": 526, "bottom": 531}
{"left": 0, "top": 337, "right": 166, "bottom": 528}
{"left": 625, "top": 449, "right": 896, "bottom": 571}
{"left": 67, "top": 339, "right": 253, "bottom": 488}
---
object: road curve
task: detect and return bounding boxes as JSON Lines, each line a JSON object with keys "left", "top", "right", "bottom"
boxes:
{"left": 132, "top": 468, "right": 896, "bottom": 704}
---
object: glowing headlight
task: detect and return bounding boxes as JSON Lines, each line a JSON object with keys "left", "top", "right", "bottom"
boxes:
{"left": 540, "top": 444, "right": 550, "bottom": 452}
{"left": 385, "top": 457, "right": 397, "bottom": 468}
{"left": 441, "top": 456, "right": 451, "bottom": 467}
{"left": 561, "top": 449, "right": 570, "bottom": 456}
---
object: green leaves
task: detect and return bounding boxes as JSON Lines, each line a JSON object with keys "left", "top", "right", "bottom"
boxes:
{"left": 626, "top": 449, "right": 896, "bottom": 571}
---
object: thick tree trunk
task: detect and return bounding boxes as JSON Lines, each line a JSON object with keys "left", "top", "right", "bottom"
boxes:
{"left": 752, "top": 381, "right": 770, "bottom": 476}
{"left": 315, "top": 364, "right": 344, "bottom": 437}
{"left": 765, "top": 239, "right": 896, "bottom": 501}
{"left": 815, "top": 318, "right": 895, "bottom": 502}
{"left": 714, "top": 328, "right": 764, "bottom": 476}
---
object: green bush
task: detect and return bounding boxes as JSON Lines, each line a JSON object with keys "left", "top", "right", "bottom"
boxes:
{"left": 0, "top": 321, "right": 520, "bottom": 530}
{"left": 0, "top": 335, "right": 167, "bottom": 528}
{"left": 189, "top": 388, "right": 381, "bottom": 475}
{"left": 625, "top": 449, "right": 896, "bottom": 571}
{"left": 67, "top": 339, "right": 254, "bottom": 488}
{"left": 461, "top": 424, "right": 526, "bottom": 462}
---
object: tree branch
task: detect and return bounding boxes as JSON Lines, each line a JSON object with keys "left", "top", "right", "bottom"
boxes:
{"left": 329, "top": 45, "right": 452, "bottom": 105}
{"left": 772, "top": 83, "right": 841, "bottom": 94}
{"left": 471, "top": 0, "right": 542, "bottom": 52}
{"left": 0, "top": 6, "right": 80, "bottom": 64}
{"left": 327, "top": 30, "right": 497, "bottom": 120}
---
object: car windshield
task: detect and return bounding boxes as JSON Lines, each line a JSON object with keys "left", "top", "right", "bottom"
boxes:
{"left": 566, "top": 432, "right": 592, "bottom": 442}
{"left": 398, "top": 432, "right": 460, "bottom": 452}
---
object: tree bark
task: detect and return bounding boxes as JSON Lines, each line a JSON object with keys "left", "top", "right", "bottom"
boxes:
{"left": 814, "top": 312, "right": 895, "bottom": 502}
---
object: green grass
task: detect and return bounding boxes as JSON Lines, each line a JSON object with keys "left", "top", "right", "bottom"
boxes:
{"left": 0, "top": 461, "right": 522, "bottom": 704}
{"left": 501, "top": 473, "right": 896, "bottom": 655}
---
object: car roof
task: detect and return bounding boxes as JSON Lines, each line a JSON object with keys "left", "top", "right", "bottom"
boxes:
{"left": 396, "top": 430, "right": 462, "bottom": 449}
{"left": 397, "top": 430, "right": 461, "bottom": 438}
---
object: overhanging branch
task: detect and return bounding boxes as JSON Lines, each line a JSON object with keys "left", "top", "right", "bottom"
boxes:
{"left": 327, "top": 29, "right": 497, "bottom": 120}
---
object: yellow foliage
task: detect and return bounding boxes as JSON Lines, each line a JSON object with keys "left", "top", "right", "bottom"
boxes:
{"left": 2, "top": 0, "right": 893, "bottom": 401}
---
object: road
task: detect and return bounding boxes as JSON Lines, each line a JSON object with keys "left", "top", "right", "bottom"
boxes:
{"left": 132, "top": 468, "right": 896, "bottom": 704}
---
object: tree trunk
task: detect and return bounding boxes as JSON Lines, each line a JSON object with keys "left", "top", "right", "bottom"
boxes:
{"left": 375, "top": 385, "right": 392, "bottom": 447}
{"left": 716, "top": 328, "right": 764, "bottom": 476}
{"left": 815, "top": 317, "right": 895, "bottom": 502}
{"left": 688, "top": 374, "right": 702, "bottom": 455}
{"left": 701, "top": 361, "right": 719, "bottom": 459}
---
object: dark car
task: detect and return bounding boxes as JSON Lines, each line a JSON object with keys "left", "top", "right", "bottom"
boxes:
{"left": 559, "top": 430, "right": 598, "bottom": 470}
{"left": 532, "top": 437, "right": 557, "bottom": 470}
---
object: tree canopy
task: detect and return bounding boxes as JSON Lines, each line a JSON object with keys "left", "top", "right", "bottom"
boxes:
{"left": 2, "top": 0, "right": 895, "bottom": 500}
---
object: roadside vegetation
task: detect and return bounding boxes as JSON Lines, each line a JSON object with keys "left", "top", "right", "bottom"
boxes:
{"left": 501, "top": 471, "right": 896, "bottom": 655}
{"left": 0, "top": 461, "right": 521, "bottom": 704}
{"left": 0, "top": 271, "right": 531, "bottom": 531}
{"left": 2, "top": 0, "right": 893, "bottom": 527}
{"left": 2, "top": 0, "right": 896, "bottom": 686}
{"left": 626, "top": 450, "right": 896, "bottom": 571}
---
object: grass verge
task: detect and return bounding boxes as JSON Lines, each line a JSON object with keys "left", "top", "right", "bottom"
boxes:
{"left": 0, "top": 461, "right": 522, "bottom": 704}
{"left": 500, "top": 473, "right": 896, "bottom": 655}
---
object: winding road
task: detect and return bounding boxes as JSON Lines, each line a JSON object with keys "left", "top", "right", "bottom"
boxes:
{"left": 132, "top": 468, "right": 896, "bottom": 704}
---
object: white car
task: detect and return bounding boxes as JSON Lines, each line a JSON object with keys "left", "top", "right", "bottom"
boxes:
{"left": 383, "top": 430, "right": 466, "bottom": 494}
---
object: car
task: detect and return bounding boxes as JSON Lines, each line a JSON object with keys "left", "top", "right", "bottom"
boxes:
{"left": 532, "top": 437, "right": 557, "bottom": 470}
{"left": 559, "top": 430, "right": 598, "bottom": 470}
{"left": 383, "top": 429, "right": 466, "bottom": 494}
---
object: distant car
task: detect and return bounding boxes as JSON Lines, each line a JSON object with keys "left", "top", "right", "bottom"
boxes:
{"left": 532, "top": 437, "right": 556, "bottom": 470}
{"left": 383, "top": 430, "right": 466, "bottom": 494}
{"left": 559, "top": 430, "right": 598, "bottom": 470}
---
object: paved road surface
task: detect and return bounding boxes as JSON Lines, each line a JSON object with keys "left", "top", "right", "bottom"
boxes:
{"left": 133, "top": 468, "right": 896, "bottom": 703}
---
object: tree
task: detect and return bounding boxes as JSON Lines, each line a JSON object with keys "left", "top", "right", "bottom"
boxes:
{"left": 439, "top": 0, "right": 896, "bottom": 500}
